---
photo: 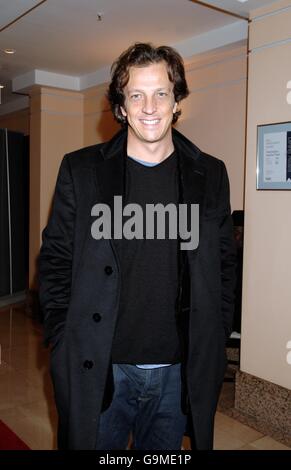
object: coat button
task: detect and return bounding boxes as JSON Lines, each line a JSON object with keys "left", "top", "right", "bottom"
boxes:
{"left": 92, "top": 312, "right": 102, "bottom": 322}
{"left": 104, "top": 265, "right": 113, "bottom": 275}
{"left": 83, "top": 360, "right": 94, "bottom": 369}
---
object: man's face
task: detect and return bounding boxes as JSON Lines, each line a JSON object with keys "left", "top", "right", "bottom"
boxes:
{"left": 121, "top": 61, "right": 177, "bottom": 147}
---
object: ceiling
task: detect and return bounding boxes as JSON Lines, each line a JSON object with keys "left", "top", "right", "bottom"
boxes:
{"left": 0, "top": 0, "right": 279, "bottom": 110}
{"left": 198, "top": 0, "right": 278, "bottom": 17}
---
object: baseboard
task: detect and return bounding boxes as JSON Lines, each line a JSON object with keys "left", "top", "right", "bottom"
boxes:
{"left": 234, "top": 370, "right": 291, "bottom": 447}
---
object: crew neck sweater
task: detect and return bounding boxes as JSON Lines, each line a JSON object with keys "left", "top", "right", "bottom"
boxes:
{"left": 111, "top": 152, "right": 181, "bottom": 364}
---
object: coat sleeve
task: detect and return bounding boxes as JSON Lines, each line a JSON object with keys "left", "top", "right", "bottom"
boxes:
{"left": 217, "top": 161, "right": 237, "bottom": 339}
{"left": 39, "top": 154, "right": 76, "bottom": 347}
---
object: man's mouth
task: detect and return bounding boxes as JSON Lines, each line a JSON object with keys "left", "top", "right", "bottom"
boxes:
{"left": 140, "top": 119, "right": 160, "bottom": 125}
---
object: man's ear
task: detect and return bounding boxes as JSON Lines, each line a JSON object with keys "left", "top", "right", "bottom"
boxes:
{"left": 173, "top": 102, "right": 178, "bottom": 113}
{"left": 121, "top": 106, "right": 127, "bottom": 117}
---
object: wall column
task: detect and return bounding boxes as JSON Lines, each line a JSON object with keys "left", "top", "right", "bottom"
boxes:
{"left": 236, "top": 0, "right": 291, "bottom": 445}
{"left": 29, "top": 86, "right": 84, "bottom": 288}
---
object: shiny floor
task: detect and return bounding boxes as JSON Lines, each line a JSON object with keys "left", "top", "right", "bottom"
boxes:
{"left": 0, "top": 303, "right": 289, "bottom": 451}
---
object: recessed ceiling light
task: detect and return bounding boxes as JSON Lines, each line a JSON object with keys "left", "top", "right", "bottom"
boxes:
{"left": 237, "top": 0, "right": 248, "bottom": 3}
{"left": 3, "top": 48, "right": 16, "bottom": 54}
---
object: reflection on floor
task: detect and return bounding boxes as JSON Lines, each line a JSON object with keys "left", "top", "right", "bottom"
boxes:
{"left": 0, "top": 303, "right": 289, "bottom": 451}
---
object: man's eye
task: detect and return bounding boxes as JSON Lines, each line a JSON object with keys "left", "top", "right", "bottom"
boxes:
{"left": 130, "top": 94, "right": 142, "bottom": 100}
{"left": 157, "top": 92, "right": 167, "bottom": 97}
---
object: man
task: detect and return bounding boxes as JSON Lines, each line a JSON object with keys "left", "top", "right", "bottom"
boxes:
{"left": 39, "top": 43, "right": 236, "bottom": 450}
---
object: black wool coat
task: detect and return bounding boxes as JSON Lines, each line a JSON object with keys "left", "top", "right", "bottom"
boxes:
{"left": 39, "top": 128, "right": 236, "bottom": 450}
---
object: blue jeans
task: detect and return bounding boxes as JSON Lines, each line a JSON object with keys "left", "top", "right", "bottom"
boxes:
{"left": 95, "top": 363, "right": 187, "bottom": 450}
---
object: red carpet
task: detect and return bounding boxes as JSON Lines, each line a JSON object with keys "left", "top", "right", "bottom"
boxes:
{"left": 0, "top": 419, "right": 30, "bottom": 450}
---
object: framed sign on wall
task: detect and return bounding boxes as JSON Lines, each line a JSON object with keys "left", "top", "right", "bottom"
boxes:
{"left": 257, "top": 122, "right": 291, "bottom": 189}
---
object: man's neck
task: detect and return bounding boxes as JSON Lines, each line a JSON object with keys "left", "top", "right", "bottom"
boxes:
{"left": 127, "top": 134, "right": 175, "bottom": 164}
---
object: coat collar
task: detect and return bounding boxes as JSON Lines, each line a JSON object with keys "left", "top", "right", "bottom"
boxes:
{"left": 96, "top": 127, "right": 206, "bottom": 212}
{"left": 172, "top": 128, "right": 206, "bottom": 212}
{"left": 95, "top": 129, "right": 126, "bottom": 208}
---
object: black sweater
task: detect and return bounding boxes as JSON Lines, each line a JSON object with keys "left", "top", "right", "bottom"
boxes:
{"left": 111, "top": 152, "right": 181, "bottom": 364}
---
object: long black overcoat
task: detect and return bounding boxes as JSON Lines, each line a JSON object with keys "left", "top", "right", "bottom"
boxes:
{"left": 39, "top": 128, "right": 236, "bottom": 449}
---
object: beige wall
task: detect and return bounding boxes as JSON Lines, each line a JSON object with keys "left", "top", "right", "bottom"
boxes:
{"left": 241, "top": 0, "right": 291, "bottom": 389}
{"left": 0, "top": 108, "right": 30, "bottom": 135}
{"left": 83, "top": 84, "right": 120, "bottom": 145}
{"left": 29, "top": 86, "right": 84, "bottom": 287}
{"left": 176, "top": 43, "right": 247, "bottom": 211}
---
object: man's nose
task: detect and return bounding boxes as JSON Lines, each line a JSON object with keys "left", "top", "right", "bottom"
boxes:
{"left": 142, "top": 96, "right": 157, "bottom": 114}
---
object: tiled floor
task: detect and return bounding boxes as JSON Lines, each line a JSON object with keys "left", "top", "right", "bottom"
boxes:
{"left": 0, "top": 303, "right": 290, "bottom": 451}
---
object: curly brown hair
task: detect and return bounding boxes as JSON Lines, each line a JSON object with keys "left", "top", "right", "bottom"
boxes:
{"left": 107, "top": 43, "right": 189, "bottom": 126}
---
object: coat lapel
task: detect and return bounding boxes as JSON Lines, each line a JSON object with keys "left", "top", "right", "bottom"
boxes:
{"left": 173, "top": 128, "right": 206, "bottom": 212}
{"left": 95, "top": 129, "right": 127, "bottom": 209}
{"left": 173, "top": 128, "right": 206, "bottom": 268}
